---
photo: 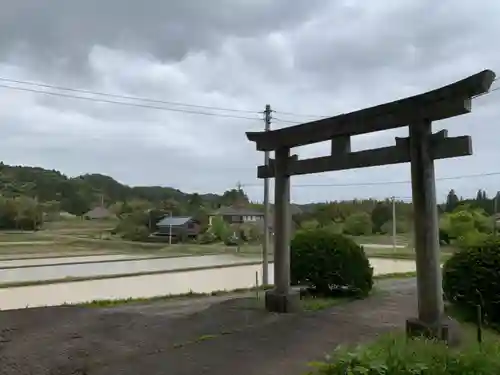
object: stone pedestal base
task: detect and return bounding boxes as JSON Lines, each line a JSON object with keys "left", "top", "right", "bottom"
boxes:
{"left": 265, "top": 289, "right": 301, "bottom": 313}
{"left": 406, "top": 317, "right": 461, "bottom": 346}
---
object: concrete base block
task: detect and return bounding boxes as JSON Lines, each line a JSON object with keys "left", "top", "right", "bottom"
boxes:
{"left": 406, "top": 317, "right": 461, "bottom": 346}
{"left": 265, "top": 289, "right": 302, "bottom": 313}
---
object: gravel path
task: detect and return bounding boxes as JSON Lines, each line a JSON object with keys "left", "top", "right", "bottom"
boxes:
{"left": 0, "top": 279, "right": 417, "bottom": 375}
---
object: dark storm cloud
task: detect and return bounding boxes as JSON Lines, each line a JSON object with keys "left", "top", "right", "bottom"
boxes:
{"left": 0, "top": 0, "right": 499, "bottom": 202}
{"left": 0, "top": 0, "right": 325, "bottom": 72}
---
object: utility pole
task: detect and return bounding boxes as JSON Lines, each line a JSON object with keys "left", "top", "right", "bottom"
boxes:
{"left": 236, "top": 181, "right": 243, "bottom": 253}
{"left": 34, "top": 195, "right": 39, "bottom": 231}
{"left": 494, "top": 192, "right": 498, "bottom": 236}
{"left": 262, "top": 104, "right": 272, "bottom": 285}
{"left": 168, "top": 211, "right": 172, "bottom": 246}
{"left": 392, "top": 196, "right": 397, "bottom": 251}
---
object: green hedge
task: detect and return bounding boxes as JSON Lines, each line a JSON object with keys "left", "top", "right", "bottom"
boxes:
{"left": 290, "top": 229, "right": 373, "bottom": 297}
{"left": 443, "top": 237, "right": 500, "bottom": 328}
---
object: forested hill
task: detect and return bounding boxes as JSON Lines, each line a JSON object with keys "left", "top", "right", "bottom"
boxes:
{"left": 0, "top": 162, "right": 224, "bottom": 215}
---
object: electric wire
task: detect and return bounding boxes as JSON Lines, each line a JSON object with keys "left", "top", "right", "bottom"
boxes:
{"left": 241, "top": 171, "right": 500, "bottom": 188}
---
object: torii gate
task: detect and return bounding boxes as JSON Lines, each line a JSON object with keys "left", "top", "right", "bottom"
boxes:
{"left": 246, "top": 69, "right": 496, "bottom": 341}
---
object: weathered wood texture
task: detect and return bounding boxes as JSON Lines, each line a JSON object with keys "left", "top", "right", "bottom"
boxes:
{"left": 257, "top": 135, "right": 471, "bottom": 178}
{"left": 247, "top": 70, "right": 495, "bottom": 151}
{"left": 409, "top": 121, "right": 444, "bottom": 325}
{"left": 273, "top": 147, "right": 291, "bottom": 295}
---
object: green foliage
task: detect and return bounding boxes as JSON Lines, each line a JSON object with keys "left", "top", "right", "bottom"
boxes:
{"left": 443, "top": 237, "right": 500, "bottom": 327}
{"left": 439, "top": 228, "right": 450, "bottom": 245}
{"left": 380, "top": 219, "right": 409, "bottom": 235}
{"left": 0, "top": 196, "right": 43, "bottom": 230}
{"left": 121, "top": 225, "right": 150, "bottom": 241}
{"left": 290, "top": 229, "right": 373, "bottom": 297}
{"left": 239, "top": 223, "right": 261, "bottom": 243}
{"left": 210, "top": 216, "right": 231, "bottom": 240}
{"left": 113, "top": 211, "right": 151, "bottom": 240}
{"left": 0, "top": 162, "right": 246, "bottom": 218}
{"left": 343, "top": 212, "right": 372, "bottom": 236}
{"left": 224, "top": 233, "right": 240, "bottom": 247}
{"left": 371, "top": 202, "right": 391, "bottom": 233}
{"left": 322, "top": 221, "right": 343, "bottom": 234}
{"left": 441, "top": 205, "right": 493, "bottom": 243}
{"left": 198, "top": 231, "right": 217, "bottom": 244}
{"left": 311, "top": 334, "right": 500, "bottom": 374}
{"left": 300, "top": 219, "right": 320, "bottom": 230}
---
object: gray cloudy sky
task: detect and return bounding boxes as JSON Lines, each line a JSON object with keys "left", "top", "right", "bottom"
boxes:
{"left": 0, "top": 0, "right": 499, "bottom": 203}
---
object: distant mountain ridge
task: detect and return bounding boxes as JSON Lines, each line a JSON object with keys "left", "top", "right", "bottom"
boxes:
{"left": 0, "top": 162, "right": 224, "bottom": 215}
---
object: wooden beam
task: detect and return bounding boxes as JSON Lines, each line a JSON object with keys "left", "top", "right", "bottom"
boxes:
{"left": 268, "top": 154, "right": 298, "bottom": 171}
{"left": 247, "top": 69, "right": 494, "bottom": 152}
{"left": 257, "top": 136, "right": 472, "bottom": 178}
{"left": 395, "top": 129, "right": 449, "bottom": 148}
{"left": 331, "top": 136, "right": 351, "bottom": 154}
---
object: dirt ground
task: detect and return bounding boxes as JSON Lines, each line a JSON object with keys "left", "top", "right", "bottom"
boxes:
{"left": 0, "top": 279, "right": 417, "bottom": 375}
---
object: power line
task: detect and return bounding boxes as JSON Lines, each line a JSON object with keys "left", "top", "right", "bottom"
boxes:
{"left": 241, "top": 171, "right": 500, "bottom": 188}
{"left": 0, "top": 77, "right": 260, "bottom": 114}
{"left": 272, "top": 117, "right": 303, "bottom": 125}
{"left": 0, "top": 84, "right": 262, "bottom": 121}
{"left": 272, "top": 110, "right": 329, "bottom": 120}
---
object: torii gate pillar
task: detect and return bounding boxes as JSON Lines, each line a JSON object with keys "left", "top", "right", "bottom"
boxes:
{"left": 265, "top": 147, "right": 301, "bottom": 312}
{"left": 405, "top": 121, "right": 459, "bottom": 343}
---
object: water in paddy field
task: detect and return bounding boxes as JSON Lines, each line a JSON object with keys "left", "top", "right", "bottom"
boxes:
{"left": 0, "top": 257, "right": 417, "bottom": 310}
{"left": 0, "top": 254, "right": 148, "bottom": 268}
{"left": 0, "top": 254, "right": 252, "bottom": 283}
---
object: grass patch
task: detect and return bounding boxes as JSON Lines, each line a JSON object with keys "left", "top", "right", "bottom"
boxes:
{"left": 78, "top": 285, "right": 274, "bottom": 307}
{"left": 365, "top": 248, "right": 453, "bottom": 262}
{"left": 301, "top": 296, "right": 351, "bottom": 311}
{"left": 310, "top": 325, "right": 500, "bottom": 374}
{"left": 373, "top": 271, "right": 417, "bottom": 280}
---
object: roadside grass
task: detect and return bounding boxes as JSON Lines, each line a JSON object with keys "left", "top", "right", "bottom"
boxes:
{"left": 76, "top": 285, "right": 275, "bottom": 307}
{"left": 310, "top": 324, "right": 500, "bottom": 375}
{"left": 309, "top": 297, "right": 500, "bottom": 375}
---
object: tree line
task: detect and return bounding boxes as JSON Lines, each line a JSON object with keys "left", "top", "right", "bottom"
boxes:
{"left": 0, "top": 162, "right": 497, "bottom": 239}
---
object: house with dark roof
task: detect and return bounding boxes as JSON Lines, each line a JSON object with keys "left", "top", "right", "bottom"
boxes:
{"left": 155, "top": 216, "right": 200, "bottom": 239}
{"left": 208, "top": 204, "right": 303, "bottom": 230}
{"left": 208, "top": 206, "right": 264, "bottom": 226}
{"left": 83, "top": 207, "right": 114, "bottom": 220}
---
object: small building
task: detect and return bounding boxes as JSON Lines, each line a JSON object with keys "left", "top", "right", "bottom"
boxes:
{"left": 83, "top": 207, "right": 114, "bottom": 220}
{"left": 208, "top": 206, "right": 264, "bottom": 226}
{"left": 155, "top": 216, "right": 200, "bottom": 239}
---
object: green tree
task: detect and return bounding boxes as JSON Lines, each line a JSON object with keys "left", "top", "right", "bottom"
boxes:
{"left": 210, "top": 216, "right": 230, "bottom": 241}
{"left": 380, "top": 219, "right": 409, "bottom": 234}
{"left": 343, "top": 212, "right": 372, "bottom": 236}
{"left": 370, "top": 202, "right": 391, "bottom": 233}
{"left": 445, "top": 189, "right": 460, "bottom": 212}
{"left": 300, "top": 219, "right": 320, "bottom": 230}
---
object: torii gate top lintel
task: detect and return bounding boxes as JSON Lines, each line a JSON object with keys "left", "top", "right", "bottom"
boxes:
{"left": 246, "top": 69, "right": 495, "bottom": 153}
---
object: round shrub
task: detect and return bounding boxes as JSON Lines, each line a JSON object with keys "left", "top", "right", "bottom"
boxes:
{"left": 290, "top": 229, "right": 373, "bottom": 297}
{"left": 443, "top": 238, "right": 500, "bottom": 325}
